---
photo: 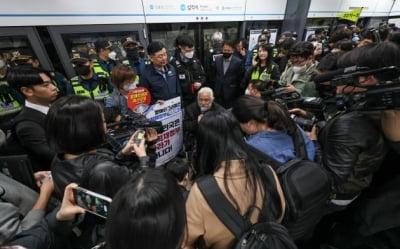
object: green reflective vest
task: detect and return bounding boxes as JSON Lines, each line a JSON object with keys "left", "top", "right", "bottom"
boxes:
{"left": 0, "top": 80, "right": 22, "bottom": 116}
{"left": 251, "top": 64, "right": 275, "bottom": 81}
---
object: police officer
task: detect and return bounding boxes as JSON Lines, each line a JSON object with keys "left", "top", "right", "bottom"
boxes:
{"left": 169, "top": 35, "right": 206, "bottom": 107}
{"left": 10, "top": 53, "right": 69, "bottom": 97}
{"left": 0, "top": 52, "right": 23, "bottom": 130}
{"left": 120, "top": 37, "right": 145, "bottom": 80}
{"left": 94, "top": 40, "right": 118, "bottom": 74}
{"left": 69, "top": 52, "right": 113, "bottom": 103}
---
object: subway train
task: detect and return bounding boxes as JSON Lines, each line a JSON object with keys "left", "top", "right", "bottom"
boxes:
{"left": 1, "top": 0, "right": 400, "bottom": 78}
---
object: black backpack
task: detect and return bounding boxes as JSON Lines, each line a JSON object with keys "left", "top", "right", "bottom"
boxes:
{"left": 197, "top": 176, "right": 298, "bottom": 249}
{"left": 252, "top": 128, "right": 332, "bottom": 240}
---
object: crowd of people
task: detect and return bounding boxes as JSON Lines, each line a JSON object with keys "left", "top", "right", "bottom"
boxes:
{"left": 0, "top": 22, "right": 400, "bottom": 249}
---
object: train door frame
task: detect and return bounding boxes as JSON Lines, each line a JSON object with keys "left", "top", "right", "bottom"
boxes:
{"left": 47, "top": 23, "right": 148, "bottom": 79}
{"left": 0, "top": 27, "right": 54, "bottom": 71}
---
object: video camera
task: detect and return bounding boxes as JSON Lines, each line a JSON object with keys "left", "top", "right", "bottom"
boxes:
{"left": 105, "top": 113, "right": 163, "bottom": 151}
{"left": 331, "top": 66, "right": 400, "bottom": 86}
{"left": 261, "top": 88, "right": 327, "bottom": 131}
{"left": 331, "top": 66, "right": 400, "bottom": 111}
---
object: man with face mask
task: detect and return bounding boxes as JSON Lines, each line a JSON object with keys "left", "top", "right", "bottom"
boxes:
{"left": 69, "top": 52, "right": 113, "bottom": 103}
{"left": 212, "top": 40, "right": 244, "bottom": 109}
{"left": 94, "top": 40, "right": 119, "bottom": 74}
{"left": 278, "top": 41, "right": 319, "bottom": 97}
{"left": 120, "top": 37, "right": 145, "bottom": 79}
{"left": 169, "top": 35, "right": 206, "bottom": 107}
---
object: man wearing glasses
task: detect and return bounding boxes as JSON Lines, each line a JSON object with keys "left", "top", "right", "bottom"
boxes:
{"left": 6, "top": 66, "right": 58, "bottom": 171}
{"left": 139, "top": 41, "right": 182, "bottom": 105}
{"left": 278, "top": 41, "right": 319, "bottom": 97}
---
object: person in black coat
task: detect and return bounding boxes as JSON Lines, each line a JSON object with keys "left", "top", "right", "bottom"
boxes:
{"left": 6, "top": 66, "right": 58, "bottom": 171}
{"left": 183, "top": 87, "right": 224, "bottom": 172}
{"left": 169, "top": 35, "right": 206, "bottom": 107}
{"left": 212, "top": 40, "right": 244, "bottom": 109}
{"left": 46, "top": 95, "right": 157, "bottom": 248}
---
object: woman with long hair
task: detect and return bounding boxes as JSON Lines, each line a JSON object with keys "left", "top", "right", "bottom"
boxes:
{"left": 242, "top": 43, "right": 280, "bottom": 93}
{"left": 184, "top": 110, "right": 285, "bottom": 249}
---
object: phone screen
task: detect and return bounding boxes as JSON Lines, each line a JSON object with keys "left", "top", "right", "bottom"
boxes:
{"left": 73, "top": 187, "right": 112, "bottom": 219}
{"left": 134, "top": 130, "right": 145, "bottom": 146}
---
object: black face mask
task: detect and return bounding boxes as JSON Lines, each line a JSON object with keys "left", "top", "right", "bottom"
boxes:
{"left": 126, "top": 48, "right": 139, "bottom": 60}
{"left": 139, "top": 52, "right": 145, "bottom": 58}
{"left": 222, "top": 52, "right": 232, "bottom": 59}
{"left": 74, "top": 65, "right": 91, "bottom": 76}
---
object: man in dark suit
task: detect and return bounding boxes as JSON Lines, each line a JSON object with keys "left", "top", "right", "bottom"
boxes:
{"left": 212, "top": 40, "right": 244, "bottom": 109}
{"left": 6, "top": 66, "right": 58, "bottom": 171}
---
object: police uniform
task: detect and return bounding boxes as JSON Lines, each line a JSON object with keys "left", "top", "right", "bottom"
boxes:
{"left": 169, "top": 50, "right": 206, "bottom": 107}
{"left": 70, "top": 53, "right": 113, "bottom": 102}
{"left": 0, "top": 78, "right": 23, "bottom": 130}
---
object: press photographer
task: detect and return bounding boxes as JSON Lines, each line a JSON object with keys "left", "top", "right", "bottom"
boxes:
{"left": 255, "top": 81, "right": 327, "bottom": 131}
{"left": 314, "top": 41, "right": 400, "bottom": 248}
{"left": 331, "top": 65, "right": 400, "bottom": 112}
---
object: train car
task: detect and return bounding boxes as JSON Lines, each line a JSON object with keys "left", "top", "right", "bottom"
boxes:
{"left": 0, "top": 0, "right": 398, "bottom": 78}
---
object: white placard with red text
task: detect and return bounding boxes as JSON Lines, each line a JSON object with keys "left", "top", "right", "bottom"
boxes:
{"left": 145, "top": 96, "right": 183, "bottom": 167}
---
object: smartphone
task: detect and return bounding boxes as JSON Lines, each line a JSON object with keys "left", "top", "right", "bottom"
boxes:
{"left": 73, "top": 187, "right": 112, "bottom": 219}
{"left": 134, "top": 129, "right": 145, "bottom": 146}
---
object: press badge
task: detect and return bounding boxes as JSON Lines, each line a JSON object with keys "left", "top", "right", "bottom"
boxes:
{"left": 179, "top": 73, "right": 186, "bottom": 80}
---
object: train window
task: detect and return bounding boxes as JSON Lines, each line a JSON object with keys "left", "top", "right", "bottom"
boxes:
{"left": 0, "top": 27, "right": 53, "bottom": 72}
{"left": 61, "top": 31, "right": 140, "bottom": 61}
{"left": 0, "top": 36, "right": 34, "bottom": 57}
{"left": 148, "top": 22, "right": 241, "bottom": 65}
{"left": 245, "top": 20, "right": 282, "bottom": 45}
{"left": 48, "top": 24, "right": 147, "bottom": 79}
{"left": 0, "top": 36, "right": 36, "bottom": 64}
{"left": 148, "top": 23, "right": 197, "bottom": 58}
{"left": 201, "top": 22, "right": 240, "bottom": 54}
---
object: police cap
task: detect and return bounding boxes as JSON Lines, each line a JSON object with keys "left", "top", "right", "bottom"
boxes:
{"left": 70, "top": 52, "right": 91, "bottom": 65}
{"left": 94, "top": 40, "right": 113, "bottom": 51}
{"left": 121, "top": 37, "right": 138, "bottom": 48}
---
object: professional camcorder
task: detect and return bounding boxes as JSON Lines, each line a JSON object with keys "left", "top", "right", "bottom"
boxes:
{"left": 331, "top": 66, "right": 400, "bottom": 111}
{"left": 105, "top": 113, "right": 163, "bottom": 152}
{"left": 107, "top": 113, "right": 163, "bottom": 141}
{"left": 261, "top": 88, "right": 327, "bottom": 131}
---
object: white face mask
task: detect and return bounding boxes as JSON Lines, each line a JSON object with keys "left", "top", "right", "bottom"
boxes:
{"left": 0, "top": 59, "right": 5, "bottom": 69}
{"left": 292, "top": 64, "right": 307, "bottom": 74}
{"left": 108, "top": 51, "right": 117, "bottom": 60}
{"left": 122, "top": 82, "right": 136, "bottom": 92}
{"left": 184, "top": 51, "right": 194, "bottom": 59}
{"left": 245, "top": 88, "right": 251, "bottom": 95}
